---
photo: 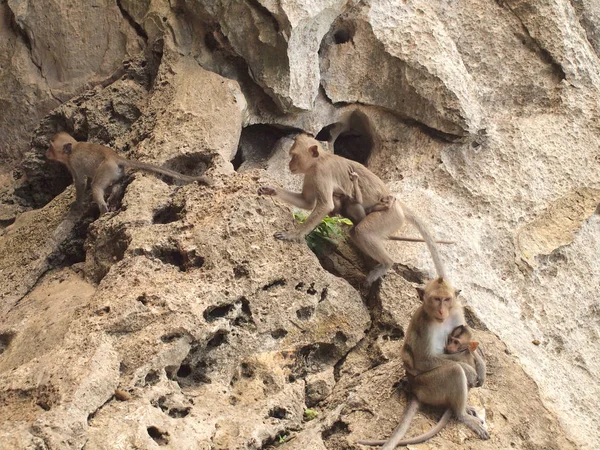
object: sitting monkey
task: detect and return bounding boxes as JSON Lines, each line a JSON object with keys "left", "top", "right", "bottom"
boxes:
{"left": 46, "top": 132, "right": 212, "bottom": 215}
{"left": 359, "top": 278, "right": 488, "bottom": 449}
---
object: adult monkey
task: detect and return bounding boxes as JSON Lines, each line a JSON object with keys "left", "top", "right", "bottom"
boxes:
{"left": 359, "top": 278, "right": 489, "bottom": 448}
{"left": 46, "top": 132, "right": 212, "bottom": 215}
{"left": 258, "top": 134, "right": 446, "bottom": 285}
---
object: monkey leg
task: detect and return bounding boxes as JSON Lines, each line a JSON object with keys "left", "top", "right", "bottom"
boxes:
{"left": 91, "top": 161, "right": 123, "bottom": 215}
{"left": 72, "top": 174, "right": 87, "bottom": 209}
{"left": 412, "top": 364, "right": 489, "bottom": 440}
{"left": 350, "top": 202, "right": 404, "bottom": 285}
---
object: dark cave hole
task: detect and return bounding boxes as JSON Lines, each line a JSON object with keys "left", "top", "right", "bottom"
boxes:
{"left": 153, "top": 203, "right": 184, "bottom": 224}
{"left": 322, "top": 420, "right": 350, "bottom": 440}
{"left": 203, "top": 303, "right": 235, "bottom": 322}
{"left": 271, "top": 328, "right": 288, "bottom": 339}
{"left": 263, "top": 278, "right": 286, "bottom": 291}
{"left": 168, "top": 407, "right": 191, "bottom": 418}
{"left": 333, "top": 23, "right": 354, "bottom": 44}
{"left": 160, "top": 332, "right": 183, "bottom": 343}
{"left": 176, "top": 364, "right": 192, "bottom": 378}
{"left": 296, "top": 306, "right": 315, "bottom": 320}
{"left": 0, "top": 332, "right": 15, "bottom": 355}
{"left": 334, "top": 331, "right": 348, "bottom": 344}
{"left": 240, "top": 362, "right": 255, "bottom": 379}
{"left": 147, "top": 426, "right": 169, "bottom": 446}
{"left": 232, "top": 124, "right": 299, "bottom": 172}
{"left": 143, "top": 243, "right": 204, "bottom": 272}
{"left": 207, "top": 330, "right": 228, "bottom": 348}
{"left": 233, "top": 297, "right": 254, "bottom": 326}
{"left": 145, "top": 370, "right": 161, "bottom": 385}
{"left": 152, "top": 247, "right": 185, "bottom": 271}
{"left": 268, "top": 407, "right": 289, "bottom": 420}
{"left": 379, "top": 324, "right": 404, "bottom": 341}
{"left": 316, "top": 110, "right": 376, "bottom": 166}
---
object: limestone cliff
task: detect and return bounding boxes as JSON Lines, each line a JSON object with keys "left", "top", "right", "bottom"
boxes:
{"left": 1, "top": 1, "right": 598, "bottom": 449}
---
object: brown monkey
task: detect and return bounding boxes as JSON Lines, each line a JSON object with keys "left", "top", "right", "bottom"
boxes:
{"left": 333, "top": 169, "right": 394, "bottom": 224}
{"left": 359, "top": 278, "right": 488, "bottom": 449}
{"left": 338, "top": 170, "right": 455, "bottom": 245}
{"left": 46, "top": 132, "right": 212, "bottom": 214}
{"left": 258, "top": 134, "right": 446, "bottom": 286}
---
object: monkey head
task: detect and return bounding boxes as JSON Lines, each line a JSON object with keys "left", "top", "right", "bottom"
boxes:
{"left": 288, "top": 134, "right": 321, "bottom": 174}
{"left": 46, "top": 132, "right": 76, "bottom": 164}
{"left": 417, "top": 277, "right": 460, "bottom": 322}
{"left": 445, "top": 325, "right": 473, "bottom": 353}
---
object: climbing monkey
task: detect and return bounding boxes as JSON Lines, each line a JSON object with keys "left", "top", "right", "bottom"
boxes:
{"left": 46, "top": 132, "right": 212, "bottom": 214}
{"left": 359, "top": 278, "right": 488, "bottom": 449}
{"left": 258, "top": 134, "right": 447, "bottom": 286}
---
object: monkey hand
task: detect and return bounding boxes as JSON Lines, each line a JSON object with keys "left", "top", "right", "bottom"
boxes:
{"left": 258, "top": 186, "right": 277, "bottom": 196}
{"left": 274, "top": 231, "right": 304, "bottom": 243}
{"left": 348, "top": 169, "right": 359, "bottom": 180}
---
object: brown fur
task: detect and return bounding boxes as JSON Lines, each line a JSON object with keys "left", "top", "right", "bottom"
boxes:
{"left": 46, "top": 132, "right": 212, "bottom": 215}
{"left": 359, "top": 278, "right": 488, "bottom": 448}
{"left": 258, "top": 134, "right": 447, "bottom": 286}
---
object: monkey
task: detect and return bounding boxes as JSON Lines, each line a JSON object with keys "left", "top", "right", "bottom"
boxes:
{"left": 333, "top": 168, "right": 395, "bottom": 224}
{"left": 336, "top": 170, "right": 455, "bottom": 245}
{"left": 258, "top": 134, "right": 446, "bottom": 286}
{"left": 358, "top": 278, "right": 488, "bottom": 449}
{"left": 46, "top": 132, "right": 212, "bottom": 215}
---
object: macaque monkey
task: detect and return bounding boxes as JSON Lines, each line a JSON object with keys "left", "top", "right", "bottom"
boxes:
{"left": 359, "top": 278, "right": 488, "bottom": 449}
{"left": 334, "top": 169, "right": 395, "bottom": 224}
{"left": 258, "top": 134, "right": 446, "bottom": 286}
{"left": 338, "top": 170, "right": 455, "bottom": 245}
{"left": 46, "top": 132, "right": 212, "bottom": 214}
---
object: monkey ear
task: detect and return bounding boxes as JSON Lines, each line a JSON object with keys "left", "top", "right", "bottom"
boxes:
{"left": 309, "top": 145, "right": 319, "bottom": 158}
{"left": 63, "top": 143, "right": 72, "bottom": 154}
{"left": 416, "top": 287, "right": 425, "bottom": 301}
{"left": 455, "top": 289, "right": 462, "bottom": 297}
{"left": 469, "top": 342, "right": 479, "bottom": 352}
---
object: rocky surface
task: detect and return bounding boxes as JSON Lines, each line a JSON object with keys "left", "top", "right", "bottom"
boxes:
{"left": 1, "top": 0, "right": 599, "bottom": 449}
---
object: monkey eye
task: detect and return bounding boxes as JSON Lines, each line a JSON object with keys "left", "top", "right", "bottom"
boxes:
{"left": 443, "top": 297, "right": 451, "bottom": 302}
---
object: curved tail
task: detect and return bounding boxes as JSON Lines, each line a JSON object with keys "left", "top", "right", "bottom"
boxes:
{"left": 357, "top": 398, "right": 419, "bottom": 448}
{"left": 122, "top": 160, "right": 212, "bottom": 185}
{"left": 358, "top": 408, "right": 451, "bottom": 447}
{"left": 388, "top": 236, "right": 455, "bottom": 245}
{"left": 401, "top": 204, "right": 446, "bottom": 279}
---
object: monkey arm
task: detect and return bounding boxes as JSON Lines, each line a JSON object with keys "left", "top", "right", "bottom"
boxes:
{"left": 472, "top": 348, "right": 486, "bottom": 387}
{"left": 351, "top": 174, "right": 363, "bottom": 204}
{"left": 273, "top": 189, "right": 316, "bottom": 210}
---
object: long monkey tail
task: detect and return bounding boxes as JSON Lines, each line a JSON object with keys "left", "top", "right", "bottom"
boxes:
{"left": 401, "top": 204, "right": 447, "bottom": 279}
{"left": 388, "top": 236, "right": 455, "bottom": 245}
{"left": 357, "top": 398, "right": 420, "bottom": 447}
{"left": 121, "top": 160, "right": 212, "bottom": 185}
{"left": 358, "top": 409, "right": 452, "bottom": 447}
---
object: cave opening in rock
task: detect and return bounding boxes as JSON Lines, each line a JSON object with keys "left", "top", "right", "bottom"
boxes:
{"left": 317, "top": 110, "right": 376, "bottom": 166}
{"left": 232, "top": 124, "right": 299, "bottom": 172}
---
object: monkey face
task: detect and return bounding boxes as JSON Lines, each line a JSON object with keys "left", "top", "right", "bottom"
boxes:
{"left": 288, "top": 144, "right": 318, "bottom": 174}
{"left": 445, "top": 335, "right": 464, "bottom": 353}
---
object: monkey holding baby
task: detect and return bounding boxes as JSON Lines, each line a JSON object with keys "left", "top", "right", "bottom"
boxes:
{"left": 46, "top": 132, "right": 212, "bottom": 215}
{"left": 258, "top": 133, "right": 450, "bottom": 286}
{"left": 359, "top": 277, "right": 489, "bottom": 448}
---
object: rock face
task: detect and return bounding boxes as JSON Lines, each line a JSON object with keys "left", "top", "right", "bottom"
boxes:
{"left": 1, "top": 0, "right": 599, "bottom": 449}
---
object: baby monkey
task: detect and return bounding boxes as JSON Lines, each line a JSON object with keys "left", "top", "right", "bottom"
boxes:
{"left": 46, "top": 132, "right": 212, "bottom": 214}
{"left": 337, "top": 170, "right": 454, "bottom": 244}
{"left": 335, "top": 169, "right": 394, "bottom": 224}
